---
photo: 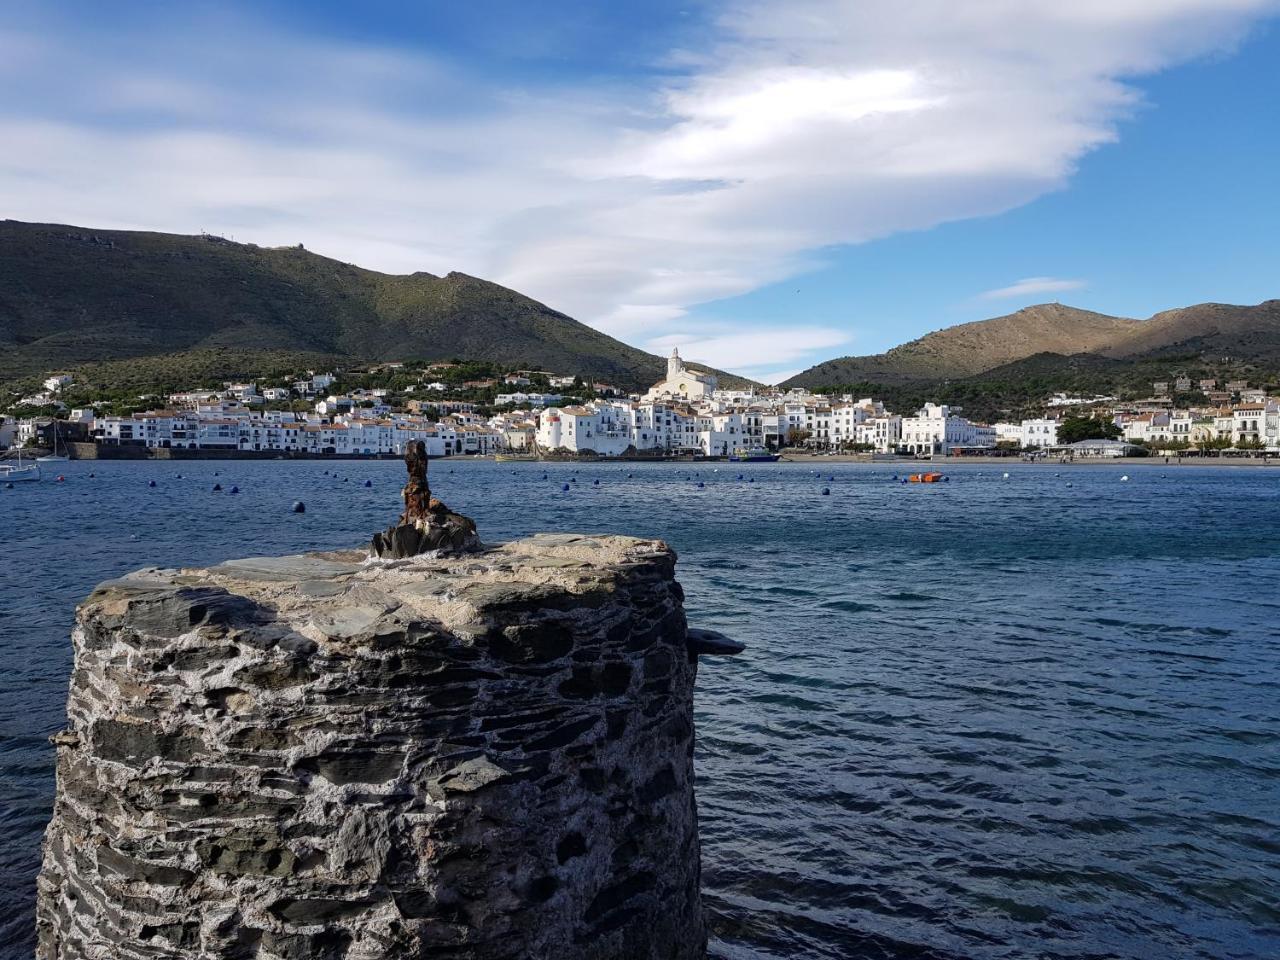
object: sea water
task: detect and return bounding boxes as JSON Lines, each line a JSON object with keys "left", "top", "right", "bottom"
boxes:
{"left": 1, "top": 461, "right": 1278, "bottom": 959}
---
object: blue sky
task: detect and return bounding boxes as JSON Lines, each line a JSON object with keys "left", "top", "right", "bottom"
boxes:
{"left": 2, "top": 1, "right": 1278, "bottom": 382}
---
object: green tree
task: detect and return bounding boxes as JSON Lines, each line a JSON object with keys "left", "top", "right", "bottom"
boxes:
{"left": 785, "top": 427, "right": 812, "bottom": 447}
{"left": 1057, "top": 415, "right": 1121, "bottom": 444}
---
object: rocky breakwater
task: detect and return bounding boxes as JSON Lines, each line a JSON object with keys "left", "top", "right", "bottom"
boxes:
{"left": 35, "top": 533, "right": 741, "bottom": 959}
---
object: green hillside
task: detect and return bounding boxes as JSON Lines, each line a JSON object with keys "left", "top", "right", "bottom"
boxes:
{"left": 0, "top": 220, "right": 742, "bottom": 392}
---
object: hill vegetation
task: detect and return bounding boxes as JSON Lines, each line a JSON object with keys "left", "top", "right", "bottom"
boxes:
{"left": 0, "top": 220, "right": 745, "bottom": 393}
{"left": 788, "top": 299, "right": 1280, "bottom": 420}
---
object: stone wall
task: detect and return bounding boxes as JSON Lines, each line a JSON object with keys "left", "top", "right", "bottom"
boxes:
{"left": 36, "top": 533, "right": 719, "bottom": 959}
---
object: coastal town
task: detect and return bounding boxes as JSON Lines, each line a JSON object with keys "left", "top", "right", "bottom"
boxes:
{"left": 3, "top": 351, "right": 1280, "bottom": 462}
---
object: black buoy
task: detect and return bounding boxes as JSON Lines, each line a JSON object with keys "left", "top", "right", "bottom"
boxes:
{"left": 148, "top": 480, "right": 157, "bottom": 488}
{"left": 561, "top": 483, "right": 570, "bottom": 491}
{"left": 593, "top": 479, "right": 599, "bottom": 486}
{"left": 88, "top": 472, "right": 95, "bottom": 478}
{"left": 364, "top": 479, "right": 372, "bottom": 487}
{"left": 229, "top": 485, "right": 239, "bottom": 495}
{"left": 292, "top": 501, "right": 306, "bottom": 513}
{"left": 627, "top": 473, "right": 633, "bottom": 478}
{"left": 175, "top": 473, "right": 182, "bottom": 479}
{"left": 822, "top": 487, "right": 830, "bottom": 495}
{"left": 213, "top": 483, "right": 222, "bottom": 491}
{"left": 342, "top": 477, "right": 349, "bottom": 483}
{"left": 748, "top": 477, "right": 755, "bottom": 483}
{"left": 4, "top": 482, "right": 12, "bottom": 489}
{"left": 571, "top": 477, "right": 577, "bottom": 484}
{"left": 697, "top": 481, "right": 705, "bottom": 489}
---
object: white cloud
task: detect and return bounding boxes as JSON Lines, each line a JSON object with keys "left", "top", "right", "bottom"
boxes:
{"left": 0, "top": 1, "right": 1277, "bottom": 376}
{"left": 979, "top": 277, "right": 1089, "bottom": 300}
{"left": 646, "top": 324, "right": 850, "bottom": 383}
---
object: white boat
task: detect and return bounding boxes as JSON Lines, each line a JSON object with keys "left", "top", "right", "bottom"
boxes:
{"left": 0, "top": 450, "right": 41, "bottom": 482}
{"left": 36, "top": 422, "right": 70, "bottom": 462}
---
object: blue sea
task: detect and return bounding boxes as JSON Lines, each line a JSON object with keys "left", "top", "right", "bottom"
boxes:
{"left": 2, "top": 460, "right": 1279, "bottom": 959}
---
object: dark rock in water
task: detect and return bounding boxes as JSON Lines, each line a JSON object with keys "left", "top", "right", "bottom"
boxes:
{"left": 37, "top": 533, "right": 712, "bottom": 960}
{"left": 687, "top": 627, "right": 745, "bottom": 657}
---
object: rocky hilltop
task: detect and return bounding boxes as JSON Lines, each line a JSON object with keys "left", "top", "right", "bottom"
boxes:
{"left": 36, "top": 533, "right": 737, "bottom": 959}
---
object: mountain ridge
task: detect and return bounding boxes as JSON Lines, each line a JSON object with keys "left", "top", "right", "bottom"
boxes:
{"left": 0, "top": 220, "right": 745, "bottom": 390}
{"left": 783, "top": 300, "right": 1280, "bottom": 389}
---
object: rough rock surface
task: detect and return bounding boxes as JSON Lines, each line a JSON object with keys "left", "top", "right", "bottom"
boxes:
{"left": 36, "top": 534, "right": 711, "bottom": 959}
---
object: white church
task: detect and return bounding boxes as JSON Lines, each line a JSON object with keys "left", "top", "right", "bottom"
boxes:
{"left": 643, "top": 348, "right": 717, "bottom": 402}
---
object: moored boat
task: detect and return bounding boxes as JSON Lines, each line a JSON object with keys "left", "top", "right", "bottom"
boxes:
{"left": 0, "top": 450, "right": 41, "bottom": 482}
{"left": 908, "top": 472, "right": 944, "bottom": 483}
{"left": 728, "top": 447, "right": 780, "bottom": 463}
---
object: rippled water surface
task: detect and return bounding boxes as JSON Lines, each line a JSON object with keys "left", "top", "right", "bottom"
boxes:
{"left": 2, "top": 460, "right": 1279, "bottom": 959}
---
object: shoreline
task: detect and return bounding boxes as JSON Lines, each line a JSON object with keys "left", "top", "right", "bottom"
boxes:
{"left": 778, "top": 452, "right": 1280, "bottom": 468}
{"left": 7, "top": 449, "right": 1278, "bottom": 468}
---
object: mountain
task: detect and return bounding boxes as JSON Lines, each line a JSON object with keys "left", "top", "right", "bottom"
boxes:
{"left": 0, "top": 220, "right": 743, "bottom": 391}
{"left": 784, "top": 304, "right": 1140, "bottom": 387}
{"left": 1101, "top": 300, "right": 1280, "bottom": 362}
{"left": 783, "top": 300, "right": 1280, "bottom": 390}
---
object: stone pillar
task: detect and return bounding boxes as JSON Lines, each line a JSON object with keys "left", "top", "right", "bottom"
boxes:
{"left": 36, "top": 534, "right": 717, "bottom": 959}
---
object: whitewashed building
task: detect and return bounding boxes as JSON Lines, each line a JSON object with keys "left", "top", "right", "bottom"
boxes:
{"left": 644, "top": 349, "right": 717, "bottom": 402}
{"left": 899, "top": 404, "right": 993, "bottom": 455}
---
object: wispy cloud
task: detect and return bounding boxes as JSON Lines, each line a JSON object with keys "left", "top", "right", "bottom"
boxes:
{"left": 979, "top": 276, "right": 1088, "bottom": 300}
{"left": 647, "top": 324, "right": 851, "bottom": 383}
{"left": 0, "top": 2, "right": 1276, "bottom": 376}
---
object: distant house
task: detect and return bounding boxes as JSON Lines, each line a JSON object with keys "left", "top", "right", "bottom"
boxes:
{"left": 1053, "top": 439, "right": 1145, "bottom": 458}
{"left": 1152, "top": 382, "right": 1169, "bottom": 395}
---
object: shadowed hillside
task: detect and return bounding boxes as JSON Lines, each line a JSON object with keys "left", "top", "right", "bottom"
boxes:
{"left": 0, "top": 220, "right": 743, "bottom": 390}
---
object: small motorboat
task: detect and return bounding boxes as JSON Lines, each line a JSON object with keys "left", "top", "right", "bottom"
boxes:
{"left": 907, "top": 472, "right": 944, "bottom": 483}
{"left": 728, "top": 447, "right": 781, "bottom": 462}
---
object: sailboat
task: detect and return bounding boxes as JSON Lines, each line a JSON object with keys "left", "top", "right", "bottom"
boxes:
{"left": 0, "top": 447, "right": 41, "bottom": 482}
{"left": 37, "top": 421, "right": 70, "bottom": 462}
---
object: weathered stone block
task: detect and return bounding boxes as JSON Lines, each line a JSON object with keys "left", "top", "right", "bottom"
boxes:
{"left": 37, "top": 534, "right": 723, "bottom": 960}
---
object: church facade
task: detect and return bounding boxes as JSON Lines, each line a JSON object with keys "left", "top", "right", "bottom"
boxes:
{"left": 643, "top": 348, "right": 717, "bottom": 402}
